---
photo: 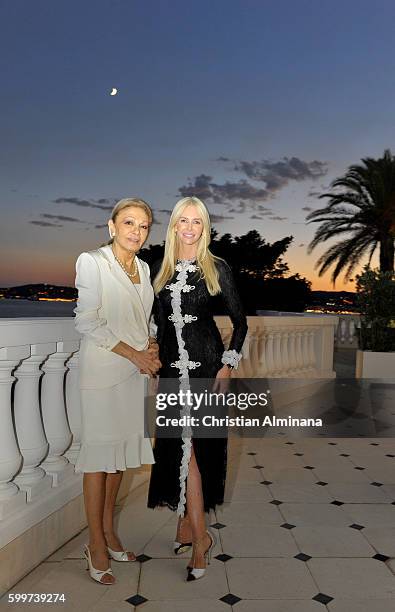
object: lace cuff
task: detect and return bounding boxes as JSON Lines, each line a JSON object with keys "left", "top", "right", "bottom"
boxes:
{"left": 221, "top": 349, "right": 242, "bottom": 370}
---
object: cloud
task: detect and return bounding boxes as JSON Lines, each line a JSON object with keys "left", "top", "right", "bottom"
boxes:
{"left": 178, "top": 174, "right": 270, "bottom": 205}
{"left": 41, "top": 213, "right": 83, "bottom": 223}
{"left": 53, "top": 197, "right": 115, "bottom": 210}
{"left": 234, "top": 157, "right": 328, "bottom": 191}
{"left": 268, "top": 216, "right": 288, "bottom": 221}
{"left": 30, "top": 220, "right": 62, "bottom": 227}
{"left": 301, "top": 206, "right": 314, "bottom": 212}
{"left": 210, "top": 214, "right": 234, "bottom": 223}
{"left": 250, "top": 214, "right": 269, "bottom": 220}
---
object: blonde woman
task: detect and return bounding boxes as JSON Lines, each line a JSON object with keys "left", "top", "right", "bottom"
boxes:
{"left": 147, "top": 196, "right": 247, "bottom": 580}
{"left": 74, "top": 198, "right": 161, "bottom": 584}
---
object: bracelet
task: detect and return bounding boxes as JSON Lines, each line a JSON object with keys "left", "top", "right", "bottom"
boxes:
{"left": 221, "top": 349, "right": 242, "bottom": 370}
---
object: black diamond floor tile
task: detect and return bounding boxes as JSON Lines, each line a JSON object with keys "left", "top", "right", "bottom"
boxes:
{"left": 373, "top": 553, "right": 390, "bottom": 562}
{"left": 386, "top": 454, "right": 395, "bottom": 458}
{"left": 261, "top": 480, "right": 273, "bottom": 485}
{"left": 371, "top": 482, "right": 383, "bottom": 487}
{"left": 294, "top": 452, "right": 304, "bottom": 456}
{"left": 126, "top": 594, "right": 148, "bottom": 606}
{"left": 349, "top": 523, "right": 365, "bottom": 530}
{"left": 270, "top": 499, "right": 283, "bottom": 505}
{"left": 220, "top": 593, "right": 242, "bottom": 605}
{"left": 354, "top": 466, "right": 365, "bottom": 470}
{"left": 285, "top": 442, "right": 295, "bottom": 445}
{"left": 210, "top": 522, "right": 226, "bottom": 529}
{"left": 331, "top": 500, "right": 344, "bottom": 506}
{"left": 328, "top": 442, "right": 337, "bottom": 445}
{"left": 340, "top": 453, "right": 350, "bottom": 457}
{"left": 313, "top": 593, "right": 334, "bottom": 605}
{"left": 316, "top": 481, "right": 328, "bottom": 486}
{"left": 294, "top": 552, "right": 312, "bottom": 562}
{"left": 135, "top": 554, "right": 152, "bottom": 563}
{"left": 281, "top": 523, "right": 296, "bottom": 530}
{"left": 252, "top": 465, "right": 264, "bottom": 469}
{"left": 304, "top": 465, "right": 315, "bottom": 470}
{"left": 247, "top": 452, "right": 257, "bottom": 455}
{"left": 215, "top": 553, "right": 233, "bottom": 562}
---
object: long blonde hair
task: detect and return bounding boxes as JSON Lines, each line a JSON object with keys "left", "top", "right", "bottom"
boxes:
{"left": 153, "top": 196, "right": 221, "bottom": 295}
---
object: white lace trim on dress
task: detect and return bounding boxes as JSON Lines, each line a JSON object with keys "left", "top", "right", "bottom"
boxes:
{"left": 167, "top": 260, "right": 200, "bottom": 516}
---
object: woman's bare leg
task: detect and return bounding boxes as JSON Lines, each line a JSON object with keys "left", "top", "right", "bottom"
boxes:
{"left": 103, "top": 471, "right": 135, "bottom": 560}
{"left": 176, "top": 511, "right": 192, "bottom": 543}
{"left": 185, "top": 446, "right": 211, "bottom": 569}
{"left": 83, "top": 472, "right": 115, "bottom": 584}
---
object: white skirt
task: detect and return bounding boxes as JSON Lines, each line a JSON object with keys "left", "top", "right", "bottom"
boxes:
{"left": 75, "top": 372, "right": 154, "bottom": 473}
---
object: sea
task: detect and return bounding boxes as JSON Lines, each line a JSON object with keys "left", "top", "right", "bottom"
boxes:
{"left": 0, "top": 299, "right": 76, "bottom": 318}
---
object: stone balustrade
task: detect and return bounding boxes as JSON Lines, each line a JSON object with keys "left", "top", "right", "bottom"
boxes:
{"left": 0, "top": 313, "right": 338, "bottom": 593}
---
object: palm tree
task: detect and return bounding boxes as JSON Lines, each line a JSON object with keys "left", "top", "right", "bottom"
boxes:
{"left": 307, "top": 149, "right": 395, "bottom": 284}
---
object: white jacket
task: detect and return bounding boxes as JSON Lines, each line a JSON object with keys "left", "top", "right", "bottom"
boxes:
{"left": 74, "top": 245, "right": 154, "bottom": 389}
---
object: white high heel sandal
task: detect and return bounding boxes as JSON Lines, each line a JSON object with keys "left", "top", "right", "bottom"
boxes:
{"left": 186, "top": 530, "right": 216, "bottom": 581}
{"left": 84, "top": 545, "right": 114, "bottom": 585}
{"left": 107, "top": 546, "right": 136, "bottom": 562}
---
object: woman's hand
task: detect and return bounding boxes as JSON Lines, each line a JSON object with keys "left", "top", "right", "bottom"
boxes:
{"left": 130, "top": 346, "right": 161, "bottom": 377}
{"left": 212, "top": 365, "right": 231, "bottom": 393}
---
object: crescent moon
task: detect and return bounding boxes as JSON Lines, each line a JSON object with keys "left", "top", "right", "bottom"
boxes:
{"left": 110, "top": 88, "right": 118, "bottom": 96}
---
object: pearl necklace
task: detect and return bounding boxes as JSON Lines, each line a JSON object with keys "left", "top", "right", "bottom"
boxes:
{"left": 113, "top": 250, "right": 138, "bottom": 279}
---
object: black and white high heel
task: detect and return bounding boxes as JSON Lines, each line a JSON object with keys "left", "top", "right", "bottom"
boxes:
{"left": 186, "top": 530, "right": 216, "bottom": 581}
{"left": 173, "top": 540, "right": 193, "bottom": 555}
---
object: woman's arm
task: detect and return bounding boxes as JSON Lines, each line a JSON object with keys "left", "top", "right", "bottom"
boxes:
{"left": 74, "top": 252, "right": 120, "bottom": 350}
{"left": 217, "top": 260, "right": 248, "bottom": 371}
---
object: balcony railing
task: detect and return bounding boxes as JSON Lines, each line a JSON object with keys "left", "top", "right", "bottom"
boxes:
{"left": 0, "top": 313, "right": 338, "bottom": 593}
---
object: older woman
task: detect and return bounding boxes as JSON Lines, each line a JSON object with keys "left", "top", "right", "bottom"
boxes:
{"left": 74, "top": 198, "right": 160, "bottom": 585}
{"left": 147, "top": 196, "right": 248, "bottom": 581}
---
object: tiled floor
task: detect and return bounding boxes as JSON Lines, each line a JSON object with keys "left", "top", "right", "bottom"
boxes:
{"left": 2, "top": 434, "right": 395, "bottom": 612}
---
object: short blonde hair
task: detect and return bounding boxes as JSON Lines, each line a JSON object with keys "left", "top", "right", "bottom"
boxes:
{"left": 107, "top": 198, "right": 153, "bottom": 245}
{"left": 153, "top": 196, "right": 222, "bottom": 296}
{"left": 111, "top": 197, "right": 153, "bottom": 224}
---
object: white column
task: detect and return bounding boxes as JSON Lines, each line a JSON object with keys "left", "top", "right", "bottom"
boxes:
{"left": 64, "top": 351, "right": 82, "bottom": 464}
{"left": 0, "top": 347, "right": 29, "bottom": 520}
{"left": 13, "top": 343, "right": 56, "bottom": 501}
{"left": 41, "top": 342, "right": 78, "bottom": 486}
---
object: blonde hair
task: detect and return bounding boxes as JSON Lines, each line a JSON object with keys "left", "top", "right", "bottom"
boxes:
{"left": 108, "top": 197, "right": 153, "bottom": 244}
{"left": 153, "top": 196, "right": 221, "bottom": 296}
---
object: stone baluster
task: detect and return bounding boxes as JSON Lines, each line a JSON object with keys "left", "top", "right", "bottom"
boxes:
{"left": 13, "top": 343, "right": 56, "bottom": 500}
{"left": 64, "top": 351, "right": 82, "bottom": 464}
{"left": 280, "top": 331, "right": 290, "bottom": 375}
{"left": 339, "top": 318, "right": 347, "bottom": 343}
{"left": 349, "top": 318, "right": 356, "bottom": 344}
{"left": 41, "top": 342, "right": 78, "bottom": 486}
{"left": 308, "top": 329, "right": 316, "bottom": 372}
{"left": 265, "top": 332, "right": 275, "bottom": 376}
{"left": 257, "top": 331, "right": 268, "bottom": 377}
{"left": 273, "top": 331, "right": 283, "bottom": 376}
{"left": 295, "top": 330, "right": 304, "bottom": 372}
{"left": 0, "top": 347, "right": 29, "bottom": 520}
{"left": 288, "top": 331, "right": 297, "bottom": 374}
{"left": 301, "top": 328, "right": 311, "bottom": 372}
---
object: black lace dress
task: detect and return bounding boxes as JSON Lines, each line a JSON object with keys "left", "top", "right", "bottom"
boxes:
{"left": 147, "top": 258, "right": 248, "bottom": 515}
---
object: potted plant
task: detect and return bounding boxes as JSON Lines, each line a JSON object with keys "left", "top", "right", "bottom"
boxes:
{"left": 355, "top": 267, "right": 395, "bottom": 378}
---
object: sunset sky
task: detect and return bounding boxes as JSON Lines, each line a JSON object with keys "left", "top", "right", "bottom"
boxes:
{"left": 1, "top": 0, "right": 395, "bottom": 290}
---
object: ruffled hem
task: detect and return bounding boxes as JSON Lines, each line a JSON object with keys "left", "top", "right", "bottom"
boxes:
{"left": 74, "top": 434, "right": 154, "bottom": 474}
